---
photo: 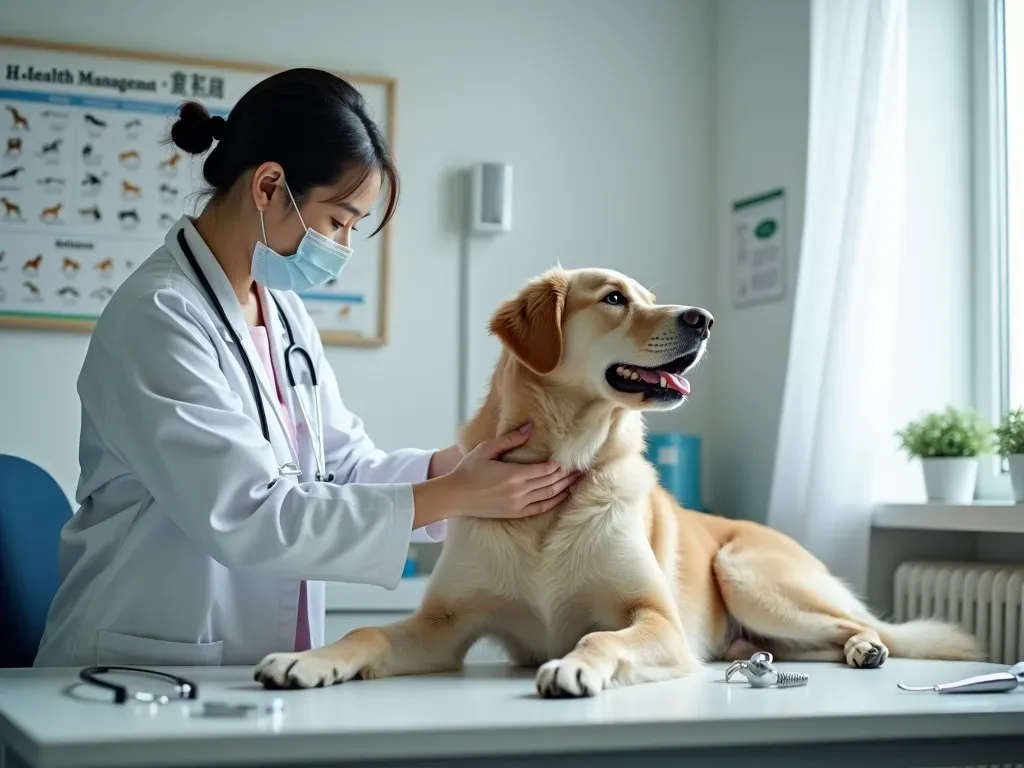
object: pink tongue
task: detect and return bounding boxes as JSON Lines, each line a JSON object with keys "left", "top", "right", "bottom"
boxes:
{"left": 635, "top": 368, "right": 691, "bottom": 395}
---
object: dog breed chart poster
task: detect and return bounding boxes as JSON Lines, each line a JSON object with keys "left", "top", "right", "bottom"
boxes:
{"left": 0, "top": 38, "right": 394, "bottom": 345}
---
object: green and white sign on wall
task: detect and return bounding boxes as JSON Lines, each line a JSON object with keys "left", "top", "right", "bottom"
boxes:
{"left": 731, "top": 188, "right": 786, "bottom": 308}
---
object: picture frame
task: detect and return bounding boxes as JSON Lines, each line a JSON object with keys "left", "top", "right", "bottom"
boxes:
{"left": 0, "top": 36, "right": 395, "bottom": 347}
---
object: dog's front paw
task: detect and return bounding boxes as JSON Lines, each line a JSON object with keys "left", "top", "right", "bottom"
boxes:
{"left": 253, "top": 651, "right": 357, "bottom": 690}
{"left": 535, "top": 658, "right": 606, "bottom": 698}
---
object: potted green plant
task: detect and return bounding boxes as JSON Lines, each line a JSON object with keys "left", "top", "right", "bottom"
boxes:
{"left": 895, "top": 406, "right": 992, "bottom": 503}
{"left": 994, "top": 406, "right": 1024, "bottom": 503}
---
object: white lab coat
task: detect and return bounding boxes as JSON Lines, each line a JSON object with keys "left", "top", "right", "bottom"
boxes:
{"left": 34, "top": 216, "right": 444, "bottom": 668}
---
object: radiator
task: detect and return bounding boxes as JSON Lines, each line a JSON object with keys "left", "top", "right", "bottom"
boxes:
{"left": 893, "top": 560, "right": 1024, "bottom": 665}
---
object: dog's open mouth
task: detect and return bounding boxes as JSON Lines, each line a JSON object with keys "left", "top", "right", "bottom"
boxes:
{"left": 605, "top": 352, "right": 697, "bottom": 401}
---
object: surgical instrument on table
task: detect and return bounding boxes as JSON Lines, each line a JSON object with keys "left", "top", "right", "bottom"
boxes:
{"left": 725, "top": 651, "right": 809, "bottom": 688}
{"left": 897, "top": 661, "right": 1024, "bottom": 693}
{"left": 189, "top": 700, "right": 286, "bottom": 718}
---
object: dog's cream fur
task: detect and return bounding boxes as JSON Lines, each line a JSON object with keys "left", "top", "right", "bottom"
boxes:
{"left": 255, "top": 267, "right": 981, "bottom": 697}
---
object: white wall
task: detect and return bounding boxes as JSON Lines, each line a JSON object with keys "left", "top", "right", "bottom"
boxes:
{"left": 709, "top": 0, "right": 811, "bottom": 523}
{"left": 0, "top": 0, "right": 715, "bottom": 501}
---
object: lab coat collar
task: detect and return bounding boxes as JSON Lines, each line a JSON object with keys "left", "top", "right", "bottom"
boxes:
{"left": 166, "top": 216, "right": 293, "bottom": 451}
{"left": 165, "top": 215, "right": 249, "bottom": 338}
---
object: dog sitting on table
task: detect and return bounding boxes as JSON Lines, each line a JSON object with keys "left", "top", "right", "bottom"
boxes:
{"left": 254, "top": 267, "right": 981, "bottom": 697}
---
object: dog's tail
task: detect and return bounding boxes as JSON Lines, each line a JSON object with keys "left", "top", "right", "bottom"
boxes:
{"left": 875, "top": 618, "right": 983, "bottom": 661}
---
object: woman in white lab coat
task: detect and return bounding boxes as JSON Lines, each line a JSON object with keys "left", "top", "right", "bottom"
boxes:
{"left": 33, "top": 68, "right": 578, "bottom": 668}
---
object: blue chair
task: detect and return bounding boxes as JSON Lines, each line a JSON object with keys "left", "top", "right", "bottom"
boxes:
{"left": 0, "top": 455, "right": 72, "bottom": 667}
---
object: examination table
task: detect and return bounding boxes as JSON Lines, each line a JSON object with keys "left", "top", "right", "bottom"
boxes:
{"left": 1, "top": 659, "right": 1022, "bottom": 768}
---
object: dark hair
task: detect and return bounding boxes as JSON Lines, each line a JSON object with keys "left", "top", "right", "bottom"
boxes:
{"left": 168, "top": 67, "right": 398, "bottom": 236}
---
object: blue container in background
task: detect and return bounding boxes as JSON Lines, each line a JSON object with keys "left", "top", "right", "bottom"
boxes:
{"left": 645, "top": 433, "right": 703, "bottom": 511}
{"left": 401, "top": 553, "right": 418, "bottom": 578}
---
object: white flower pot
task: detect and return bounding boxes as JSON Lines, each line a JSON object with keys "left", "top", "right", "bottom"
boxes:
{"left": 920, "top": 457, "right": 978, "bottom": 503}
{"left": 1007, "top": 454, "right": 1024, "bottom": 503}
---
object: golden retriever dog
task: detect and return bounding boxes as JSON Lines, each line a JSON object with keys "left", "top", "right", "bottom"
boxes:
{"left": 255, "top": 267, "right": 981, "bottom": 697}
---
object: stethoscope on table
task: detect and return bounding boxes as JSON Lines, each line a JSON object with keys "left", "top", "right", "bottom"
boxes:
{"left": 177, "top": 229, "right": 334, "bottom": 483}
{"left": 80, "top": 666, "right": 197, "bottom": 704}
{"left": 78, "top": 666, "right": 284, "bottom": 718}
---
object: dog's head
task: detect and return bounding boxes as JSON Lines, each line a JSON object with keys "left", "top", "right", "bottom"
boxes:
{"left": 489, "top": 267, "right": 712, "bottom": 412}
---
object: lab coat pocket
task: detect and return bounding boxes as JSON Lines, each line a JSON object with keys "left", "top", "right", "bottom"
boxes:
{"left": 96, "top": 631, "right": 224, "bottom": 666}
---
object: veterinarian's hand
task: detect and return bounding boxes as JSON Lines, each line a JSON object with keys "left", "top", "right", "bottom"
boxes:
{"left": 448, "top": 423, "right": 579, "bottom": 520}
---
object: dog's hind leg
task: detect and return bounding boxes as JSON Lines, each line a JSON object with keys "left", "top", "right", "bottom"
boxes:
{"left": 713, "top": 536, "right": 898, "bottom": 668}
{"left": 254, "top": 596, "right": 491, "bottom": 689}
{"left": 713, "top": 536, "right": 980, "bottom": 668}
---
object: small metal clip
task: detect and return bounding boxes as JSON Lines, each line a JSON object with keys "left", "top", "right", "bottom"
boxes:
{"left": 725, "top": 651, "right": 809, "bottom": 689}
{"left": 188, "top": 699, "right": 286, "bottom": 718}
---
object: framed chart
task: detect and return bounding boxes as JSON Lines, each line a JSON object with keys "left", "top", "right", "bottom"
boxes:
{"left": 0, "top": 36, "right": 395, "bottom": 346}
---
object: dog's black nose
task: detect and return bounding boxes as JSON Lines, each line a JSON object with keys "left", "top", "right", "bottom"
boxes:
{"left": 679, "top": 308, "right": 714, "bottom": 335}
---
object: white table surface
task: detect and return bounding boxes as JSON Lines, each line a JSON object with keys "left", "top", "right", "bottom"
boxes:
{"left": 1, "top": 660, "right": 1023, "bottom": 767}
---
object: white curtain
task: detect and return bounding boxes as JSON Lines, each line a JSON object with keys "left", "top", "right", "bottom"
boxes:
{"left": 767, "top": 0, "right": 907, "bottom": 594}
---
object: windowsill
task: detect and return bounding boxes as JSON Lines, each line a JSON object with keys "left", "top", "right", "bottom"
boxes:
{"left": 873, "top": 501, "right": 1024, "bottom": 534}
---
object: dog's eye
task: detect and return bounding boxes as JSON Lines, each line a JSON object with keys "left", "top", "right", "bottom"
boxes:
{"left": 602, "top": 291, "right": 627, "bottom": 306}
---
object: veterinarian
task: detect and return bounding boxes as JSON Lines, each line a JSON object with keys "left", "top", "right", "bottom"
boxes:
{"left": 34, "top": 68, "right": 578, "bottom": 668}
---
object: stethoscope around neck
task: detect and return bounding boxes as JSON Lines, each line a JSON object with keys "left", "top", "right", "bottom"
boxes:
{"left": 176, "top": 228, "right": 334, "bottom": 483}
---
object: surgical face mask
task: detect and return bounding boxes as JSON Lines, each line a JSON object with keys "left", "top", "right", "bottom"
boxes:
{"left": 251, "top": 182, "right": 352, "bottom": 292}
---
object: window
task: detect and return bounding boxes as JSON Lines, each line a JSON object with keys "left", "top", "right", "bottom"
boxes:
{"left": 973, "top": 0, "right": 1022, "bottom": 499}
{"left": 1006, "top": 0, "right": 1023, "bottom": 419}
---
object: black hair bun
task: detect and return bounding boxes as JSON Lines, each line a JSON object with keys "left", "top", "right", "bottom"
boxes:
{"left": 209, "top": 115, "right": 226, "bottom": 140}
{"left": 170, "top": 101, "right": 218, "bottom": 154}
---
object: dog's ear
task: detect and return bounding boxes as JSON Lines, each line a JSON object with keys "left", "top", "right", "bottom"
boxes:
{"left": 490, "top": 273, "right": 569, "bottom": 375}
